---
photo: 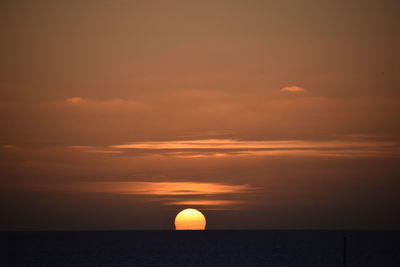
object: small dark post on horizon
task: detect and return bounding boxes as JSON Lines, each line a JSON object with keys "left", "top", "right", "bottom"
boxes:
{"left": 343, "top": 235, "right": 347, "bottom": 267}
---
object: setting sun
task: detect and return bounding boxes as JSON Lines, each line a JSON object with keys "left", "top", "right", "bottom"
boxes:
{"left": 174, "top": 208, "right": 206, "bottom": 230}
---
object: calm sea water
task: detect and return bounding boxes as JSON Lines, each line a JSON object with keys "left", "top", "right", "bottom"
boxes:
{"left": 3, "top": 230, "right": 400, "bottom": 266}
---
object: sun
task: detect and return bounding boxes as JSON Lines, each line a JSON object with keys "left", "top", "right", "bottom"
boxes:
{"left": 174, "top": 208, "right": 206, "bottom": 230}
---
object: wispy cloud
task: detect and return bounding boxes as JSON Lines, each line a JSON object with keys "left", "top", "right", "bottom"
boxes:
{"left": 2, "top": 145, "right": 16, "bottom": 149}
{"left": 58, "top": 181, "right": 256, "bottom": 195}
{"left": 68, "top": 146, "right": 122, "bottom": 154}
{"left": 107, "top": 138, "right": 400, "bottom": 158}
{"left": 35, "top": 181, "right": 258, "bottom": 209}
{"left": 110, "top": 139, "right": 372, "bottom": 150}
{"left": 64, "top": 97, "right": 146, "bottom": 109}
{"left": 66, "top": 97, "right": 86, "bottom": 103}
{"left": 281, "top": 86, "right": 305, "bottom": 92}
{"left": 164, "top": 199, "right": 245, "bottom": 207}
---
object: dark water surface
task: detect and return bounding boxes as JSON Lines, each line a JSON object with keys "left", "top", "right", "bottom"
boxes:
{"left": 3, "top": 230, "right": 400, "bottom": 266}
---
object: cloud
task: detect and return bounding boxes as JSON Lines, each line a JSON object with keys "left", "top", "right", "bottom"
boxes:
{"left": 68, "top": 146, "right": 122, "bottom": 154}
{"left": 108, "top": 138, "right": 400, "bottom": 158}
{"left": 2, "top": 145, "right": 16, "bottom": 149}
{"left": 66, "top": 97, "right": 86, "bottom": 103}
{"left": 64, "top": 97, "right": 147, "bottom": 110}
{"left": 164, "top": 200, "right": 245, "bottom": 206}
{"left": 281, "top": 86, "right": 305, "bottom": 92}
{"left": 57, "top": 181, "right": 256, "bottom": 195}
{"left": 33, "top": 181, "right": 258, "bottom": 209}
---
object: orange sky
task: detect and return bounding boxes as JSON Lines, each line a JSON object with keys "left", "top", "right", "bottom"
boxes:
{"left": 1, "top": 0, "right": 400, "bottom": 230}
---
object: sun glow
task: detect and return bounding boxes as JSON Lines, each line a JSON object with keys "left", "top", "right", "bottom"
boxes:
{"left": 174, "top": 208, "right": 206, "bottom": 230}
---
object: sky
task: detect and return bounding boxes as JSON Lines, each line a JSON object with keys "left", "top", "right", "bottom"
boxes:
{"left": 1, "top": 0, "right": 400, "bottom": 231}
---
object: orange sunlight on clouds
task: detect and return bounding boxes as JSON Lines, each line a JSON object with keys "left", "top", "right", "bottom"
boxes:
{"left": 281, "top": 86, "right": 305, "bottom": 92}
{"left": 33, "top": 181, "right": 259, "bottom": 210}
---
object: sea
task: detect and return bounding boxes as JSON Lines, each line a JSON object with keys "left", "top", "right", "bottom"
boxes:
{"left": 3, "top": 230, "right": 400, "bottom": 266}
